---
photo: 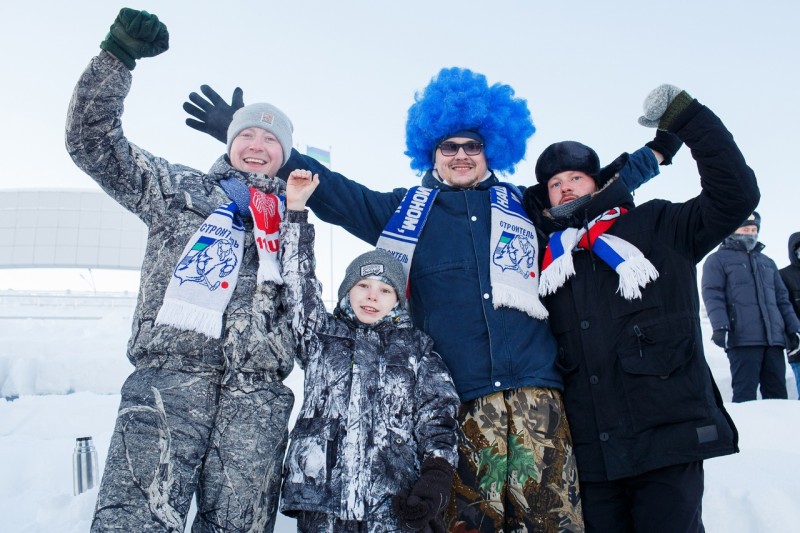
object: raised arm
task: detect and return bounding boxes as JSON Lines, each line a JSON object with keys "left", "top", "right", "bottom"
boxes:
{"left": 65, "top": 9, "right": 182, "bottom": 223}
{"left": 183, "top": 85, "right": 406, "bottom": 243}
{"left": 640, "top": 84, "right": 760, "bottom": 259}
{"left": 280, "top": 171, "right": 328, "bottom": 367}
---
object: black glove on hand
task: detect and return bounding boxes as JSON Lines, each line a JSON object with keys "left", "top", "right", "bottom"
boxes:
{"left": 711, "top": 328, "right": 728, "bottom": 349}
{"left": 100, "top": 8, "right": 169, "bottom": 70}
{"left": 645, "top": 130, "right": 683, "bottom": 166}
{"left": 787, "top": 332, "right": 800, "bottom": 362}
{"left": 183, "top": 85, "right": 245, "bottom": 144}
{"left": 392, "top": 457, "right": 454, "bottom": 532}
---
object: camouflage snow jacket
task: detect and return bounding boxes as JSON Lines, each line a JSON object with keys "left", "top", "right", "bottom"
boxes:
{"left": 278, "top": 213, "right": 459, "bottom": 521}
{"left": 65, "top": 52, "right": 294, "bottom": 387}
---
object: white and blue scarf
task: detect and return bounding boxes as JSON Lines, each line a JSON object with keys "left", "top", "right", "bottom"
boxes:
{"left": 155, "top": 179, "right": 284, "bottom": 339}
{"left": 376, "top": 184, "right": 548, "bottom": 319}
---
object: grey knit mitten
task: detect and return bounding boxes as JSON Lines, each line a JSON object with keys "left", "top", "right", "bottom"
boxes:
{"left": 638, "top": 84, "right": 694, "bottom": 130}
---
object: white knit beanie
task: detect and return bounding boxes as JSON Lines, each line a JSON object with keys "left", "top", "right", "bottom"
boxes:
{"left": 226, "top": 103, "right": 294, "bottom": 167}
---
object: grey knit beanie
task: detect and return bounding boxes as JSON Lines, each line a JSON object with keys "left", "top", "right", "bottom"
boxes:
{"left": 226, "top": 103, "right": 294, "bottom": 167}
{"left": 338, "top": 249, "right": 407, "bottom": 308}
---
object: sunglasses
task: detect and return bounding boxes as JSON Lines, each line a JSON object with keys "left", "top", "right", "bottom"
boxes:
{"left": 438, "top": 141, "right": 484, "bottom": 157}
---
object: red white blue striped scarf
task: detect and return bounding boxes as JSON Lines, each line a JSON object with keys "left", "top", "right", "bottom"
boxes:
{"left": 540, "top": 207, "right": 658, "bottom": 300}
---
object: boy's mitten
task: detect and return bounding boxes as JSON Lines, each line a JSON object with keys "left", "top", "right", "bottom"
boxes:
{"left": 392, "top": 457, "right": 454, "bottom": 531}
{"left": 100, "top": 8, "right": 169, "bottom": 70}
{"left": 638, "top": 84, "right": 694, "bottom": 131}
{"left": 645, "top": 130, "right": 683, "bottom": 165}
{"left": 184, "top": 85, "right": 245, "bottom": 143}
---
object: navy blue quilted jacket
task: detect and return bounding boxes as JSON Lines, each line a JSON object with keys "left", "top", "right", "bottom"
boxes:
{"left": 702, "top": 238, "right": 800, "bottom": 347}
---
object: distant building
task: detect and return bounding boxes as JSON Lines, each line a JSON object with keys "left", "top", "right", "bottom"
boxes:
{"left": 0, "top": 189, "right": 146, "bottom": 271}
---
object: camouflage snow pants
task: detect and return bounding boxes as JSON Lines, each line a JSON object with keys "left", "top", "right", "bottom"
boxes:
{"left": 445, "top": 387, "right": 584, "bottom": 533}
{"left": 91, "top": 367, "right": 293, "bottom": 533}
{"left": 296, "top": 510, "right": 402, "bottom": 533}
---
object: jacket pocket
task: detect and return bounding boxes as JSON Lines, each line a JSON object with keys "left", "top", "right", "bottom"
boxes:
{"left": 616, "top": 316, "right": 709, "bottom": 432}
{"left": 285, "top": 417, "right": 337, "bottom": 486}
{"left": 554, "top": 345, "right": 580, "bottom": 376}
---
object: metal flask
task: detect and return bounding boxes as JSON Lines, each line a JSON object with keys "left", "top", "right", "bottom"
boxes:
{"left": 73, "top": 436, "right": 99, "bottom": 495}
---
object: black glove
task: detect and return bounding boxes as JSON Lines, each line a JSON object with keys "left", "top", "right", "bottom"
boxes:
{"left": 645, "top": 130, "right": 683, "bottom": 166}
{"left": 787, "top": 332, "right": 800, "bottom": 363}
{"left": 392, "top": 457, "right": 454, "bottom": 532}
{"left": 100, "top": 8, "right": 169, "bottom": 70}
{"left": 711, "top": 328, "right": 728, "bottom": 349}
{"left": 183, "top": 85, "right": 245, "bottom": 144}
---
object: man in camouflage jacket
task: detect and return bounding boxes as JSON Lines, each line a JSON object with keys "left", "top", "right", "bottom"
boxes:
{"left": 65, "top": 9, "right": 294, "bottom": 532}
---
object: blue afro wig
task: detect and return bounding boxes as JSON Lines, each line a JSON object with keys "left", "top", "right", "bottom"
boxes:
{"left": 404, "top": 67, "right": 535, "bottom": 175}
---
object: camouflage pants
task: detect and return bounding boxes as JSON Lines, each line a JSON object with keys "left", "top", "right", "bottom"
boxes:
{"left": 193, "top": 384, "right": 293, "bottom": 532}
{"left": 446, "top": 387, "right": 584, "bottom": 533}
{"left": 91, "top": 367, "right": 293, "bottom": 533}
{"left": 296, "top": 511, "right": 403, "bottom": 533}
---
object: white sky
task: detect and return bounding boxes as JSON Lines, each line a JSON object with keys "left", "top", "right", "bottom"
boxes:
{"left": 2, "top": 0, "right": 799, "bottom": 290}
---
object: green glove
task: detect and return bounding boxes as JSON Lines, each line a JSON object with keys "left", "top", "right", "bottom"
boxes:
{"left": 638, "top": 84, "right": 694, "bottom": 131}
{"left": 100, "top": 8, "right": 169, "bottom": 70}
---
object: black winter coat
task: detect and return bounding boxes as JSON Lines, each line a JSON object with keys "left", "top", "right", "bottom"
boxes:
{"left": 702, "top": 238, "right": 800, "bottom": 347}
{"left": 522, "top": 101, "right": 758, "bottom": 481}
{"left": 779, "top": 232, "right": 800, "bottom": 319}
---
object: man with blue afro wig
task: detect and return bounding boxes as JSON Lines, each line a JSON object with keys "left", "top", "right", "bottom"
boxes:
{"left": 182, "top": 68, "right": 668, "bottom": 531}
{"left": 405, "top": 67, "right": 534, "bottom": 176}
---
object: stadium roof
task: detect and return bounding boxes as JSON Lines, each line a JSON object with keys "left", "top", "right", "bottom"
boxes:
{"left": 0, "top": 189, "right": 146, "bottom": 270}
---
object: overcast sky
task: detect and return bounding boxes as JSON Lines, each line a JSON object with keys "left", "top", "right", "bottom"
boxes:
{"left": 2, "top": 0, "right": 798, "bottom": 292}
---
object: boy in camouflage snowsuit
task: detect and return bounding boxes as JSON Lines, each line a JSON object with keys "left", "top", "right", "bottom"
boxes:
{"left": 65, "top": 9, "right": 295, "bottom": 532}
{"left": 279, "top": 170, "right": 460, "bottom": 532}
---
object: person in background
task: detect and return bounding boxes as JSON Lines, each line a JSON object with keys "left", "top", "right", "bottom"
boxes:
{"left": 522, "top": 84, "right": 758, "bottom": 532}
{"left": 279, "top": 169, "right": 459, "bottom": 532}
{"left": 181, "top": 68, "right": 676, "bottom": 531}
{"left": 703, "top": 213, "right": 800, "bottom": 402}
{"left": 779, "top": 232, "right": 800, "bottom": 395}
{"left": 65, "top": 9, "right": 296, "bottom": 531}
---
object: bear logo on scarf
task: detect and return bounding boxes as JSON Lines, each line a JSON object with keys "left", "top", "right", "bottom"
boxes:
{"left": 493, "top": 231, "right": 536, "bottom": 278}
{"left": 174, "top": 235, "right": 239, "bottom": 290}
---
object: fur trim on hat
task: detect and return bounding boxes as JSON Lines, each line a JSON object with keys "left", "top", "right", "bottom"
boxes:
{"left": 535, "top": 141, "right": 600, "bottom": 185}
{"left": 404, "top": 67, "right": 535, "bottom": 175}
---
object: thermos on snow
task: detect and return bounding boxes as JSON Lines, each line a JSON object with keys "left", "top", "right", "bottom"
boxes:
{"left": 73, "top": 436, "right": 99, "bottom": 495}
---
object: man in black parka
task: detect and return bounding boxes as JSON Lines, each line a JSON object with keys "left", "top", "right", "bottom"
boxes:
{"left": 522, "top": 85, "right": 759, "bottom": 532}
{"left": 702, "top": 214, "right": 800, "bottom": 402}
{"left": 779, "top": 231, "right": 800, "bottom": 395}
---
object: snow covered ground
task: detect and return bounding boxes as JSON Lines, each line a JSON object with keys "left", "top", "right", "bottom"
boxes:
{"left": 1, "top": 287, "right": 799, "bottom": 532}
